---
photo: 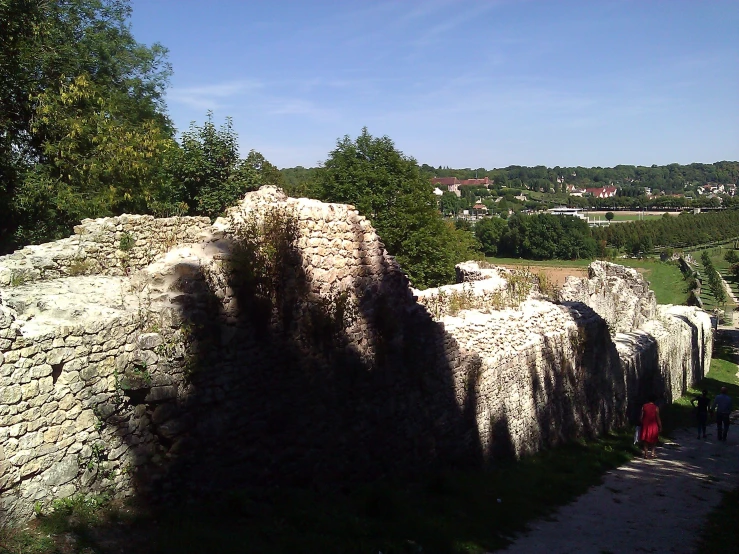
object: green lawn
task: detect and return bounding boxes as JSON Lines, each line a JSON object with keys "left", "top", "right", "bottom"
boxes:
{"left": 685, "top": 247, "right": 738, "bottom": 322}
{"left": 600, "top": 213, "right": 669, "bottom": 222}
{"left": 660, "top": 335, "right": 739, "bottom": 434}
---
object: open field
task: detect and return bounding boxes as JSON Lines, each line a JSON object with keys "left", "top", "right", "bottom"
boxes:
{"left": 587, "top": 210, "right": 680, "bottom": 223}
{"left": 486, "top": 257, "right": 687, "bottom": 305}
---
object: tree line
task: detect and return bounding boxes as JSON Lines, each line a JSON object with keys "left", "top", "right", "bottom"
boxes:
{"left": 419, "top": 162, "right": 739, "bottom": 195}
{"left": 592, "top": 210, "right": 739, "bottom": 255}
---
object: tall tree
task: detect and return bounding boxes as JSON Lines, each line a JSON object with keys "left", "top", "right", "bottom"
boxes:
{"left": 311, "top": 128, "right": 480, "bottom": 288}
{"left": 13, "top": 74, "right": 176, "bottom": 243}
{"left": 0, "top": 0, "right": 172, "bottom": 250}
{"left": 168, "top": 114, "right": 259, "bottom": 220}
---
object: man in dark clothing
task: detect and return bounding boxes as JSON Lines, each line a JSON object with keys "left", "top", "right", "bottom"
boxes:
{"left": 691, "top": 389, "right": 711, "bottom": 439}
{"left": 711, "top": 387, "right": 732, "bottom": 441}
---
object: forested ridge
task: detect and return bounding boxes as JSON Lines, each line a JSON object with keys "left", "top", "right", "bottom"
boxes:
{"left": 283, "top": 162, "right": 739, "bottom": 197}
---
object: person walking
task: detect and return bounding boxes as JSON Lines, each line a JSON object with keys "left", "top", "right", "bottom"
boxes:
{"left": 640, "top": 394, "right": 662, "bottom": 459}
{"left": 712, "top": 387, "right": 732, "bottom": 441}
{"left": 691, "top": 389, "right": 711, "bottom": 439}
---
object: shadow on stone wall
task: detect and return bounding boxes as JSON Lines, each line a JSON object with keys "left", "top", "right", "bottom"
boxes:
{"left": 112, "top": 221, "right": 486, "bottom": 511}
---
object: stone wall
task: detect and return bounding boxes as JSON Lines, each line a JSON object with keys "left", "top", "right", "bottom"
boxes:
{"left": 0, "top": 187, "right": 713, "bottom": 524}
{"left": 0, "top": 215, "right": 211, "bottom": 285}
{"left": 560, "top": 261, "right": 658, "bottom": 334}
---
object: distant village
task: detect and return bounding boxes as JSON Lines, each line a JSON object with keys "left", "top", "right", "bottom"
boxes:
{"left": 430, "top": 175, "right": 737, "bottom": 224}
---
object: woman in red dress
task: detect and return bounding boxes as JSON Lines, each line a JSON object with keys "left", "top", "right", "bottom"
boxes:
{"left": 640, "top": 394, "right": 662, "bottom": 459}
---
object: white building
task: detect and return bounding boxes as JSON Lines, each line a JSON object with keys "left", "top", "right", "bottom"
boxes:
{"left": 548, "top": 206, "right": 588, "bottom": 221}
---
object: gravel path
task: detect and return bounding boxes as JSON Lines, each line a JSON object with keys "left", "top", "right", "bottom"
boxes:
{"left": 500, "top": 416, "right": 739, "bottom": 554}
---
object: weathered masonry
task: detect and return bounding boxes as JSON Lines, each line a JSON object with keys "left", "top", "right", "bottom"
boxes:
{"left": 0, "top": 187, "right": 712, "bottom": 523}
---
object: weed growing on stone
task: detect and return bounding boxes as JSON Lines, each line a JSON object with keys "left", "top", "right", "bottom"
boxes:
{"left": 422, "top": 270, "right": 536, "bottom": 319}
{"left": 68, "top": 257, "right": 93, "bottom": 276}
{"left": 536, "top": 270, "right": 560, "bottom": 302}
{"left": 304, "top": 286, "right": 359, "bottom": 351}
{"left": 9, "top": 269, "right": 30, "bottom": 287}
{"left": 225, "top": 206, "right": 301, "bottom": 330}
{"left": 118, "top": 232, "right": 135, "bottom": 252}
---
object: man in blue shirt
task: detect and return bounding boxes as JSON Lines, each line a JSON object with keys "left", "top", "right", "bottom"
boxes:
{"left": 711, "top": 387, "right": 733, "bottom": 442}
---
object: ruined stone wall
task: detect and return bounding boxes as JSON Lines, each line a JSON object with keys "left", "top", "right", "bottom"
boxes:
{"left": 0, "top": 215, "right": 211, "bottom": 285}
{"left": 0, "top": 188, "right": 713, "bottom": 524}
{"left": 560, "top": 261, "right": 658, "bottom": 334}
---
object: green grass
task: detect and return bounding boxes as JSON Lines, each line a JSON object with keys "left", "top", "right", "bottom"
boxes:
{"left": 660, "top": 332, "right": 739, "bottom": 435}
{"left": 598, "top": 213, "right": 669, "bottom": 222}
{"left": 117, "top": 433, "right": 639, "bottom": 554}
{"left": 686, "top": 247, "right": 737, "bottom": 322}
{"left": 685, "top": 331, "right": 739, "bottom": 553}
{"left": 486, "top": 256, "right": 687, "bottom": 305}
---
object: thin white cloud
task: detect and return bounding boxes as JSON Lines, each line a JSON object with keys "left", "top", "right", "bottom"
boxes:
{"left": 168, "top": 80, "right": 264, "bottom": 110}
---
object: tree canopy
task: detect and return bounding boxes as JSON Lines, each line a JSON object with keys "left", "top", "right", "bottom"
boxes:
{"left": 0, "top": 0, "right": 283, "bottom": 251}
{"left": 310, "top": 128, "right": 479, "bottom": 288}
{"left": 0, "top": 0, "right": 173, "bottom": 250}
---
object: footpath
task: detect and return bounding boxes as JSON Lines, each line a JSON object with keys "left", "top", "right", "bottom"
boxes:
{"left": 500, "top": 420, "right": 739, "bottom": 553}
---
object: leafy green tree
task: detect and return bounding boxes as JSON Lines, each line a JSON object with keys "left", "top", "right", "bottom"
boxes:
{"left": 724, "top": 249, "right": 738, "bottom": 264}
{"left": 0, "top": 0, "right": 172, "bottom": 250}
{"left": 439, "top": 191, "right": 461, "bottom": 216}
{"left": 605, "top": 211, "right": 614, "bottom": 222}
{"left": 474, "top": 217, "right": 506, "bottom": 256}
{"left": 169, "top": 114, "right": 259, "bottom": 220}
{"left": 12, "top": 74, "right": 177, "bottom": 244}
{"left": 244, "top": 150, "right": 286, "bottom": 189}
{"left": 311, "top": 128, "right": 479, "bottom": 288}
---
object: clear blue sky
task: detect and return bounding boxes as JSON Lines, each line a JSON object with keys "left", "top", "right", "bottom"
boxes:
{"left": 130, "top": 0, "right": 738, "bottom": 170}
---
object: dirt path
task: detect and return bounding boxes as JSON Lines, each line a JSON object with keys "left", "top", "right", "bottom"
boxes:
{"left": 500, "top": 419, "right": 739, "bottom": 553}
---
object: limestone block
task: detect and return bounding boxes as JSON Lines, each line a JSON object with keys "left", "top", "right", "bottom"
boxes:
{"left": 21, "top": 380, "right": 39, "bottom": 400}
{"left": 18, "top": 431, "right": 42, "bottom": 450}
{"left": 130, "top": 349, "right": 158, "bottom": 367}
{"left": 1, "top": 385, "right": 22, "bottom": 404}
{"left": 75, "top": 409, "right": 96, "bottom": 432}
{"left": 42, "top": 457, "right": 78, "bottom": 486}
{"left": 47, "top": 348, "right": 76, "bottom": 365}
{"left": 20, "top": 455, "right": 50, "bottom": 478}
{"left": 144, "top": 386, "right": 178, "bottom": 403}
{"left": 137, "top": 333, "right": 163, "bottom": 350}
{"left": 80, "top": 365, "right": 99, "bottom": 382}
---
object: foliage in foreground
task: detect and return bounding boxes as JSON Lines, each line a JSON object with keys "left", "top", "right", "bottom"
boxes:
{"left": 0, "top": 0, "right": 284, "bottom": 253}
